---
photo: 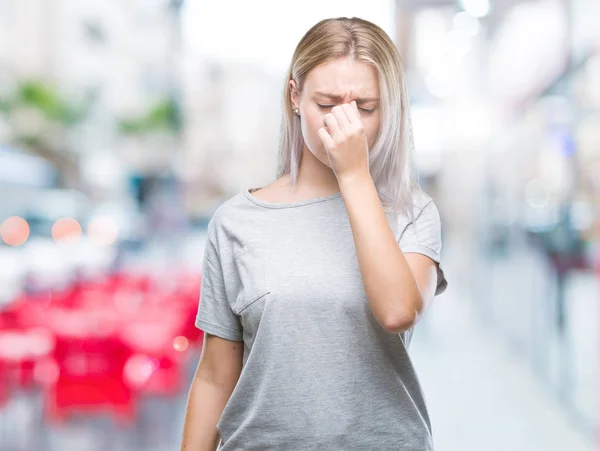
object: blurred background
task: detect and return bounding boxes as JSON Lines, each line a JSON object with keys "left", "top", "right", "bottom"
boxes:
{"left": 0, "top": 0, "right": 598, "bottom": 450}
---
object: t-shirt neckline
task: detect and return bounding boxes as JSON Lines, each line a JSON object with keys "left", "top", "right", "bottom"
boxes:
{"left": 243, "top": 187, "right": 342, "bottom": 209}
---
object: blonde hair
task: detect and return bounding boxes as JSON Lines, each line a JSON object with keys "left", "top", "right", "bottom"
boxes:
{"left": 277, "top": 17, "right": 421, "bottom": 220}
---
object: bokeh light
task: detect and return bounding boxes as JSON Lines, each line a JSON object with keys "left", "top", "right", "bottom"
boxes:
{"left": 87, "top": 216, "right": 119, "bottom": 246}
{"left": 173, "top": 336, "right": 189, "bottom": 352}
{"left": 0, "top": 216, "right": 30, "bottom": 246}
{"left": 52, "top": 218, "right": 82, "bottom": 243}
{"left": 124, "top": 354, "right": 159, "bottom": 388}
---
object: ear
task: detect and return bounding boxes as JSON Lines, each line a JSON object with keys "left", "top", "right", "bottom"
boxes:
{"left": 289, "top": 79, "right": 300, "bottom": 109}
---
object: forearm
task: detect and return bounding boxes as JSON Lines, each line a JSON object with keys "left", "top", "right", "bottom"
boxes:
{"left": 180, "top": 376, "right": 231, "bottom": 451}
{"left": 339, "top": 172, "right": 423, "bottom": 333}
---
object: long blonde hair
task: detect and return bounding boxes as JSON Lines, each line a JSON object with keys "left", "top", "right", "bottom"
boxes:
{"left": 277, "top": 17, "right": 421, "bottom": 220}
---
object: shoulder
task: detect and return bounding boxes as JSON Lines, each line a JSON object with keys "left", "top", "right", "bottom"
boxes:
{"left": 396, "top": 189, "right": 436, "bottom": 224}
{"left": 210, "top": 192, "right": 247, "bottom": 221}
{"left": 204, "top": 192, "right": 247, "bottom": 242}
{"left": 205, "top": 189, "right": 268, "bottom": 258}
{"left": 411, "top": 189, "right": 435, "bottom": 214}
{"left": 245, "top": 175, "right": 291, "bottom": 203}
{"left": 392, "top": 189, "right": 441, "bottom": 238}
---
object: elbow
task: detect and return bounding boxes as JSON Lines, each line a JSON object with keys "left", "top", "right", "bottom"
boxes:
{"left": 381, "top": 313, "right": 416, "bottom": 334}
{"left": 380, "top": 297, "right": 424, "bottom": 334}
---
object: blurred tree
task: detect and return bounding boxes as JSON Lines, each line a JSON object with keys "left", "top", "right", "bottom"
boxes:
{"left": 118, "top": 96, "right": 181, "bottom": 135}
{"left": 0, "top": 80, "right": 91, "bottom": 188}
{"left": 116, "top": 95, "right": 183, "bottom": 219}
{"left": 16, "top": 82, "right": 85, "bottom": 125}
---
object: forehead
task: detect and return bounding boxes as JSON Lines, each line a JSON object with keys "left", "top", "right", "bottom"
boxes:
{"left": 303, "top": 57, "right": 379, "bottom": 99}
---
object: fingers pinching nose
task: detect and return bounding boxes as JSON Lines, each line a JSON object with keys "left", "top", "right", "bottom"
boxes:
{"left": 322, "top": 115, "right": 330, "bottom": 134}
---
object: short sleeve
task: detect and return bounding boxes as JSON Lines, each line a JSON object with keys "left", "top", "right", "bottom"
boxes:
{"left": 195, "top": 218, "right": 243, "bottom": 341}
{"left": 398, "top": 199, "right": 448, "bottom": 296}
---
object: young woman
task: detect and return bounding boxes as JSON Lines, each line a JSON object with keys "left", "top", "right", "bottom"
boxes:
{"left": 181, "top": 16, "right": 448, "bottom": 451}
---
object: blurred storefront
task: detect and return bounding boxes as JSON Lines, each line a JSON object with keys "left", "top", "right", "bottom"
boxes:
{"left": 472, "top": 0, "right": 599, "bottom": 437}
{"left": 399, "top": 0, "right": 598, "bottom": 441}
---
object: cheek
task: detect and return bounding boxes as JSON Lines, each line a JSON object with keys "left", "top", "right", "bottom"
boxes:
{"left": 306, "top": 110, "right": 325, "bottom": 133}
{"left": 363, "top": 114, "right": 381, "bottom": 148}
{"left": 300, "top": 111, "right": 331, "bottom": 163}
{"left": 301, "top": 111, "right": 326, "bottom": 142}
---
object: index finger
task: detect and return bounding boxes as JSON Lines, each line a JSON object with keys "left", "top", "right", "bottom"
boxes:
{"left": 343, "top": 101, "right": 362, "bottom": 124}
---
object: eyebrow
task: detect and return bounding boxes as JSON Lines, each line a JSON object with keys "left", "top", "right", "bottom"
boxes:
{"left": 313, "top": 92, "right": 380, "bottom": 103}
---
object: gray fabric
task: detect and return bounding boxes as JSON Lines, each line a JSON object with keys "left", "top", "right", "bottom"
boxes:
{"left": 195, "top": 187, "right": 448, "bottom": 450}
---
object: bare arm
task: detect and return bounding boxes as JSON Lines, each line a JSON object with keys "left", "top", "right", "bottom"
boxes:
{"left": 180, "top": 334, "right": 243, "bottom": 451}
{"left": 339, "top": 173, "right": 437, "bottom": 333}
{"left": 318, "top": 102, "right": 439, "bottom": 334}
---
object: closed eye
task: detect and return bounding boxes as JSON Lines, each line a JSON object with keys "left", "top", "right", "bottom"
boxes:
{"left": 317, "top": 104, "right": 375, "bottom": 114}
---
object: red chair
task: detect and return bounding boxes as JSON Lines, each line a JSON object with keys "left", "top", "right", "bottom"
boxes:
{"left": 44, "top": 308, "right": 136, "bottom": 425}
{"left": 170, "top": 273, "right": 204, "bottom": 349}
{"left": 119, "top": 306, "right": 190, "bottom": 396}
{"left": 0, "top": 298, "right": 56, "bottom": 389}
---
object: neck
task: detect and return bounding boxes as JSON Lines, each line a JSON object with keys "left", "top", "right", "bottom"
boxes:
{"left": 292, "top": 145, "right": 340, "bottom": 196}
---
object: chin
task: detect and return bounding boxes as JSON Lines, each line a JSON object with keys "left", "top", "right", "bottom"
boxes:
{"left": 304, "top": 144, "right": 331, "bottom": 167}
{"left": 317, "top": 152, "right": 333, "bottom": 168}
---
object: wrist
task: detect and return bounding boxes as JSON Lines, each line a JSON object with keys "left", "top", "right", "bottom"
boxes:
{"left": 337, "top": 169, "right": 372, "bottom": 189}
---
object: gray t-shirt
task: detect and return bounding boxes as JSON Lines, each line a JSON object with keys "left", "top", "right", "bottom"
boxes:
{"left": 195, "top": 187, "right": 448, "bottom": 450}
